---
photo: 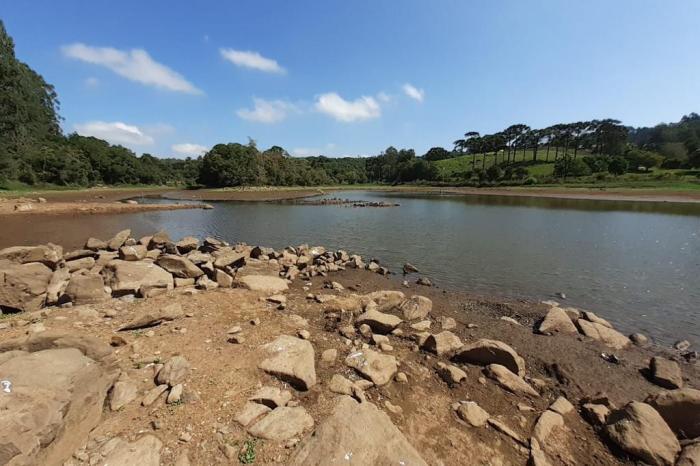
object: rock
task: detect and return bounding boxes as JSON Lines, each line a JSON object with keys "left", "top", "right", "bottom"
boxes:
{"left": 650, "top": 357, "right": 683, "bottom": 389}
{"left": 110, "top": 379, "right": 138, "bottom": 410}
{"left": 46, "top": 267, "right": 70, "bottom": 305}
{"left": 0, "top": 261, "right": 52, "bottom": 311}
{"left": 298, "top": 329, "right": 311, "bottom": 340}
{"left": 576, "top": 319, "right": 630, "bottom": 350}
{"left": 322, "top": 295, "right": 364, "bottom": 313}
{"left": 452, "top": 339, "right": 526, "bottom": 376}
{"left": 487, "top": 418, "right": 528, "bottom": 447}
{"left": 457, "top": 401, "right": 490, "bottom": 427}
{"left": 484, "top": 364, "right": 539, "bottom": 397}
{"left": 85, "top": 237, "right": 107, "bottom": 250}
{"left": 156, "top": 255, "right": 204, "bottom": 279}
{"left": 174, "top": 277, "right": 195, "bottom": 288}
{"left": 410, "top": 320, "right": 431, "bottom": 331}
{"left": 214, "top": 269, "right": 233, "bottom": 287}
{"left": 249, "top": 386, "right": 293, "bottom": 409}
{"left": 258, "top": 335, "right": 317, "bottom": 390}
{"left": 148, "top": 230, "right": 171, "bottom": 249}
{"left": 677, "top": 441, "right": 700, "bottom": 466}
{"left": 437, "top": 316, "right": 457, "bottom": 330}
{"left": 500, "top": 316, "right": 520, "bottom": 325}
{"left": 630, "top": 333, "right": 649, "bottom": 346}
{"left": 237, "top": 274, "right": 289, "bottom": 293}
{"left": 363, "top": 290, "right": 405, "bottom": 312}
{"left": 248, "top": 406, "right": 314, "bottom": 441}
{"left": 399, "top": 295, "right": 432, "bottom": 320}
{"left": 329, "top": 374, "right": 354, "bottom": 395}
{"left": 156, "top": 356, "right": 190, "bottom": 386}
{"left": 549, "top": 396, "right": 575, "bottom": 415}
{"left": 416, "top": 277, "right": 432, "bottom": 286}
{"left": 437, "top": 362, "right": 467, "bottom": 385}
{"left": 103, "top": 260, "right": 174, "bottom": 296}
{"left": 101, "top": 435, "right": 162, "bottom": 466}
{"left": 583, "top": 311, "right": 613, "bottom": 328}
{"left": 107, "top": 229, "right": 131, "bottom": 251}
{"left": 65, "top": 256, "right": 95, "bottom": 272}
{"left": 64, "top": 274, "right": 109, "bottom": 305}
{"left": 142, "top": 384, "right": 169, "bottom": 406}
{"left": 356, "top": 308, "right": 403, "bottom": 334}
{"left": 403, "top": 262, "right": 419, "bottom": 274}
{"left": 0, "top": 243, "right": 63, "bottom": 268}
{"left": 196, "top": 275, "right": 218, "bottom": 290}
{"left": 213, "top": 250, "right": 247, "bottom": 269}
{"left": 290, "top": 396, "right": 427, "bottom": 466}
{"left": 605, "top": 401, "right": 680, "bottom": 466}
{"left": 422, "top": 331, "right": 463, "bottom": 357}
{"left": 176, "top": 236, "right": 199, "bottom": 254}
{"left": 267, "top": 294, "right": 287, "bottom": 305}
{"left": 538, "top": 307, "right": 578, "bottom": 335}
{"left": 582, "top": 403, "right": 610, "bottom": 426}
{"left": 321, "top": 348, "right": 337, "bottom": 363}
{"left": 167, "top": 384, "right": 184, "bottom": 404}
{"left": 533, "top": 410, "right": 564, "bottom": 444}
{"left": 395, "top": 372, "right": 408, "bottom": 383}
{"left": 236, "top": 401, "right": 272, "bottom": 427}
{"left": 119, "top": 303, "right": 183, "bottom": 330}
{"left": 0, "top": 347, "right": 113, "bottom": 466}
{"left": 345, "top": 348, "right": 397, "bottom": 386}
{"left": 675, "top": 340, "right": 691, "bottom": 351}
{"left": 64, "top": 249, "right": 96, "bottom": 261}
{"left": 646, "top": 388, "right": 700, "bottom": 438}
{"left": 119, "top": 244, "right": 147, "bottom": 261}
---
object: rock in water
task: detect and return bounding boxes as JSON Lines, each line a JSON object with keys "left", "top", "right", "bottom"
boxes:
{"left": 345, "top": 348, "right": 397, "bottom": 386}
{"left": 605, "top": 402, "right": 680, "bottom": 466}
{"left": 290, "top": 396, "right": 427, "bottom": 465}
{"left": 452, "top": 339, "right": 526, "bottom": 376}
{"left": 258, "top": 335, "right": 317, "bottom": 390}
{"left": 649, "top": 357, "right": 683, "bottom": 389}
{"left": 646, "top": 388, "right": 700, "bottom": 439}
{"left": 538, "top": 307, "right": 578, "bottom": 335}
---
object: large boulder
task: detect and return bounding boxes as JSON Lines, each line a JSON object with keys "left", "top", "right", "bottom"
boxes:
{"left": 46, "top": 268, "right": 70, "bottom": 305}
{"left": 258, "top": 336, "right": 316, "bottom": 390}
{"left": 538, "top": 307, "right": 578, "bottom": 335}
{"left": 399, "top": 295, "right": 432, "bottom": 320}
{"left": 452, "top": 339, "right": 526, "bottom": 376}
{"left": 103, "top": 260, "right": 173, "bottom": 296}
{"left": 291, "top": 396, "right": 427, "bottom": 465}
{"left": 345, "top": 348, "right": 397, "bottom": 386}
{"left": 576, "top": 319, "right": 630, "bottom": 350}
{"left": 213, "top": 249, "right": 247, "bottom": 269}
{"left": 649, "top": 357, "right": 683, "bottom": 389}
{"left": 237, "top": 275, "right": 288, "bottom": 293}
{"left": 0, "top": 346, "right": 114, "bottom": 466}
{"left": 156, "top": 255, "right": 204, "bottom": 279}
{"left": 247, "top": 406, "right": 314, "bottom": 441}
{"left": 422, "top": 331, "right": 463, "bottom": 357}
{"left": 0, "top": 244, "right": 63, "bottom": 269}
{"left": 0, "top": 261, "right": 53, "bottom": 311}
{"left": 677, "top": 441, "right": 700, "bottom": 466}
{"left": 64, "top": 273, "right": 109, "bottom": 305}
{"left": 100, "top": 435, "right": 162, "bottom": 466}
{"left": 107, "top": 229, "right": 131, "bottom": 251}
{"left": 355, "top": 308, "right": 402, "bottom": 334}
{"left": 646, "top": 388, "right": 700, "bottom": 439}
{"left": 363, "top": 290, "right": 405, "bottom": 312}
{"left": 605, "top": 402, "right": 680, "bottom": 466}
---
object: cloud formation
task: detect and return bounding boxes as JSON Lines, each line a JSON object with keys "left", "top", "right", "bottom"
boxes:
{"left": 237, "top": 98, "right": 297, "bottom": 123}
{"left": 172, "top": 143, "right": 208, "bottom": 156}
{"left": 315, "top": 93, "right": 381, "bottom": 122}
{"left": 220, "top": 49, "right": 285, "bottom": 74}
{"left": 402, "top": 83, "right": 425, "bottom": 102}
{"left": 61, "top": 43, "right": 202, "bottom": 94}
{"left": 74, "top": 121, "right": 155, "bottom": 146}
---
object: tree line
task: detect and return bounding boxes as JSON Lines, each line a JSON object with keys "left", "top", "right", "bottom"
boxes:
{"left": 1, "top": 20, "right": 698, "bottom": 190}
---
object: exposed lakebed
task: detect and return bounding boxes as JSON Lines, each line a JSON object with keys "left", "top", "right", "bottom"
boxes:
{"left": 3, "top": 190, "right": 699, "bottom": 346}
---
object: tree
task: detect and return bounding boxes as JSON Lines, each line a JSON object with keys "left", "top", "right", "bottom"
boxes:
{"left": 424, "top": 147, "right": 451, "bottom": 161}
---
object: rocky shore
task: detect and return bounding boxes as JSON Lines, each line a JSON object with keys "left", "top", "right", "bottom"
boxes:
{"left": 0, "top": 231, "right": 698, "bottom": 465}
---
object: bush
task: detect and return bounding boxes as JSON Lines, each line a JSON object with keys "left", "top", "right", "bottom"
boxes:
{"left": 608, "top": 157, "right": 629, "bottom": 175}
{"left": 554, "top": 157, "right": 591, "bottom": 178}
{"left": 485, "top": 165, "right": 504, "bottom": 181}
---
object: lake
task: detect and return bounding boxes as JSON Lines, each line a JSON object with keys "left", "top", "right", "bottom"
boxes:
{"left": 4, "top": 190, "right": 700, "bottom": 346}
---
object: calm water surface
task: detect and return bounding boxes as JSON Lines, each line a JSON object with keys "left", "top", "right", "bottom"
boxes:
{"left": 7, "top": 191, "right": 700, "bottom": 346}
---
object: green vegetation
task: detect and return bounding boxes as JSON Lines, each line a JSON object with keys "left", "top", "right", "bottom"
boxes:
{"left": 238, "top": 439, "right": 258, "bottom": 464}
{"left": 1, "top": 20, "right": 699, "bottom": 193}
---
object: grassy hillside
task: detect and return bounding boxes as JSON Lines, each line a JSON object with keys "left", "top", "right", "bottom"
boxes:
{"left": 433, "top": 149, "right": 581, "bottom": 179}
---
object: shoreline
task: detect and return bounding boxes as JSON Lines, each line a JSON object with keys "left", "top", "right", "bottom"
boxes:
{"left": 0, "top": 230, "right": 697, "bottom": 465}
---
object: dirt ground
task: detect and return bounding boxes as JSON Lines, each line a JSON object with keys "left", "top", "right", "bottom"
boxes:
{"left": 1, "top": 268, "right": 696, "bottom": 465}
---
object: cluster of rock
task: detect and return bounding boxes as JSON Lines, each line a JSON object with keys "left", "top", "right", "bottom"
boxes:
{"left": 291, "top": 197, "right": 400, "bottom": 207}
{"left": 0, "top": 229, "right": 390, "bottom": 314}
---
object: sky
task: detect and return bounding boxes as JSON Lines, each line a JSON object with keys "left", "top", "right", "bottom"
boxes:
{"left": 3, "top": 1, "right": 700, "bottom": 159}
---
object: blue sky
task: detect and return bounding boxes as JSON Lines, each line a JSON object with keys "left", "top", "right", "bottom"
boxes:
{"left": 3, "top": 1, "right": 700, "bottom": 158}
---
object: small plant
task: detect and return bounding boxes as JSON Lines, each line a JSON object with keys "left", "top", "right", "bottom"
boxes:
{"left": 239, "top": 439, "right": 257, "bottom": 464}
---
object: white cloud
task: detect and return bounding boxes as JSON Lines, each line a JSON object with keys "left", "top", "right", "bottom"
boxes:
{"left": 172, "top": 143, "right": 208, "bottom": 156}
{"left": 236, "top": 98, "right": 297, "bottom": 124}
{"left": 220, "top": 49, "right": 285, "bottom": 74}
{"left": 74, "top": 121, "right": 155, "bottom": 146}
{"left": 377, "top": 92, "right": 391, "bottom": 103}
{"left": 402, "top": 83, "right": 425, "bottom": 102}
{"left": 61, "top": 43, "right": 202, "bottom": 94}
{"left": 84, "top": 77, "right": 99, "bottom": 88}
{"left": 315, "top": 92, "right": 381, "bottom": 122}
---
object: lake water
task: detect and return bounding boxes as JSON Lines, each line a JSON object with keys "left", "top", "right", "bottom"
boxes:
{"left": 6, "top": 190, "right": 700, "bottom": 346}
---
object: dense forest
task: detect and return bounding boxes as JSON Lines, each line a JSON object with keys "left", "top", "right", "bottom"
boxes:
{"left": 1, "top": 20, "right": 699, "bottom": 189}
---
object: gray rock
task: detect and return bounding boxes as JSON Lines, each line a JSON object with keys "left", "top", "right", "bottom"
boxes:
{"left": 247, "top": 406, "right": 314, "bottom": 441}
{"left": 156, "top": 356, "right": 190, "bottom": 386}
{"left": 538, "top": 307, "right": 578, "bottom": 335}
{"left": 107, "top": 229, "right": 131, "bottom": 251}
{"left": 258, "top": 335, "right": 317, "bottom": 390}
{"left": 0, "top": 261, "right": 53, "bottom": 311}
{"left": 345, "top": 348, "right": 397, "bottom": 386}
{"left": 156, "top": 255, "right": 204, "bottom": 279}
{"left": 399, "top": 295, "right": 432, "bottom": 320}
{"left": 356, "top": 308, "right": 403, "bottom": 334}
{"left": 101, "top": 435, "right": 162, "bottom": 466}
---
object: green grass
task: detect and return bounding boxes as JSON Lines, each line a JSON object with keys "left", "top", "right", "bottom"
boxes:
{"left": 433, "top": 149, "right": 574, "bottom": 178}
